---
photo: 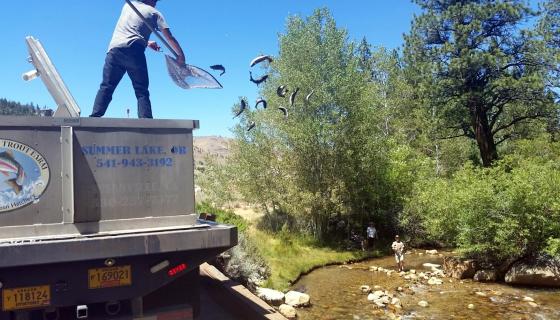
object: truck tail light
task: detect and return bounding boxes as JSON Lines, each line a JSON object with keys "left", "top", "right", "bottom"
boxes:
{"left": 167, "top": 263, "right": 187, "bottom": 277}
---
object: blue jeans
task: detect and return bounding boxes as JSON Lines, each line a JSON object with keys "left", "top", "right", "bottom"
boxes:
{"left": 91, "top": 43, "right": 153, "bottom": 118}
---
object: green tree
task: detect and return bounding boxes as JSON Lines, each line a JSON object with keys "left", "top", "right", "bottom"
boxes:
{"left": 404, "top": 0, "right": 556, "bottom": 166}
{"left": 228, "top": 9, "right": 396, "bottom": 240}
{"left": 0, "top": 98, "right": 39, "bottom": 116}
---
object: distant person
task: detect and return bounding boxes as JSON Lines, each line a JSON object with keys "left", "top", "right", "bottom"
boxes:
{"left": 366, "top": 222, "right": 377, "bottom": 250}
{"left": 91, "top": 0, "right": 186, "bottom": 119}
{"left": 391, "top": 235, "right": 405, "bottom": 272}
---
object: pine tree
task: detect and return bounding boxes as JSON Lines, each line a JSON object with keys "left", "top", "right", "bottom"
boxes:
{"left": 404, "top": 0, "right": 557, "bottom": 166}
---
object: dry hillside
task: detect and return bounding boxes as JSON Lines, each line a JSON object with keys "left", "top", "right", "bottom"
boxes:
{"left": 193, "top": 136, "right": 231, "bottom": 167}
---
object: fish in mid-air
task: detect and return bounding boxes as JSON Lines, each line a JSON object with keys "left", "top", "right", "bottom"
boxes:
{"left": 250, "top": 55, "right": 273, "bottom": 67}
{"left": 290, "top": 88, "right": 300, "bottom": 107}
{"left": 0, "top": 150, "right": 25, "bottom": 194}
{"left": 233, "top": 99, "right": 248, "bottom": 118}
{"left": 277, "top": 85, "right": 289, "bottom": 98}
{"left": 250, "top": 72, "right": 269, "bottom": 85}
{"left": 247, "top": 121, "right": 256, "bottom": 132}
{"left": 278, "top": 107, "right": 288, "bottom": 120}
{"left": 255, "top": 98, "right": 267, "bottom": 109}
{"left": 210, "top": 65, "right": 226, "bottom": 76}
{"left": 305, "top": 90, "right": 315, "bottom": 103}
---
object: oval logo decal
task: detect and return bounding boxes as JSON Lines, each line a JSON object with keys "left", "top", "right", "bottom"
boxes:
{"left": 0, "top": 139, "right": 50, "bottom": 213}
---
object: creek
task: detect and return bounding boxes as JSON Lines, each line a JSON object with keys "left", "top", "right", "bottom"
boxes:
{"left": 291, "top": 250, "right": 560, "bottom": 320}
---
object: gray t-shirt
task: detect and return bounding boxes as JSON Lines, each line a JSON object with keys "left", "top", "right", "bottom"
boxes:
{"left": 108, "top": 1, "right": 169, "bottom": 51}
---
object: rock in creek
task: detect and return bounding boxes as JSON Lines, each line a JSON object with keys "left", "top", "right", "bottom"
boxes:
{"left": 279, "top": 304, "right": 297, "bottom": 319}
{"left": 422, "top": 263, "right": 441, "bottom": 269}
{"left": 505, "top": 259, "right": 560, "bottom": 288}
{"left": 360, "top": 285, "right": 371, "bottom": 294}
{"left": 468, "top": 304, "right": 475, "bottom": 310}
{"left": 522, "top": 296, "right": 535, "bottom": 302}
{"left": 426, "top": 249, "right": 438, "bottom": 255}
{"left": 418, "top": 300, "right": 429, "bottom": 307}
{"left": 474, "top": 269, "right": 498, "bottom": 282}
{"left": 256, "top": 287, "right": 285, "bottom": 306}
{"left": 428, "top": 277, "right": 443, "bottom": 285}
{"left": 285, "top": 291, "right": 311, "bottom": 307}
{"left": 443, "top": 257, "right": 478, "bottom": 279}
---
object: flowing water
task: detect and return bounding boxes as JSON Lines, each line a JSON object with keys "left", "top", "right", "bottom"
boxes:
{"left": 292, "top": 250, "right": 560, "bottom": 320}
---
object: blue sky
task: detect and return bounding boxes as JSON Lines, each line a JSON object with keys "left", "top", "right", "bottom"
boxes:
{"left": 0, "top": 0, "right": 539, "bottom": 137}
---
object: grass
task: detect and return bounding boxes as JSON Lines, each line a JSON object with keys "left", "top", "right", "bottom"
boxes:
{"left": 249, "top": 227, "right": 383, "bottom": 291}
{"left": 196, "top": 202, "right": 385, "bottom": 291}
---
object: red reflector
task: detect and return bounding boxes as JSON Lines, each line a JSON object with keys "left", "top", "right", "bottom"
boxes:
{"left": 167, "top": 263, "right": 188, "bottom": 277}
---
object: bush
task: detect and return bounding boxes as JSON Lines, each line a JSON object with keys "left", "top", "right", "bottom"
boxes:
{"left": 545, "top": 238, "right": 560, "bottom": 259}
{"left": 196, "top": 202, "right": 248, "bottom": 232}
{"left": 219, "top": 233, "right": 270, "bottom": 290}
{"left": 401, "top": 144, "right": 560, "bottom": 263}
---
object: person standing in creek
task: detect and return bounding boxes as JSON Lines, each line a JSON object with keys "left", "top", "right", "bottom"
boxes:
{"left": 366, "top": 222, "right": 378, "bottom": 250}
{"left": 392, "top": 235, "right": 405, "bottom": 272}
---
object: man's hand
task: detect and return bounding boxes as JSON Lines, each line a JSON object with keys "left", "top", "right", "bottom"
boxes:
{"left": 177, "top": 55, "right": 186, "bottom": 68}
{"left": 147, "top": 41, "right": 161, "bottom": 52}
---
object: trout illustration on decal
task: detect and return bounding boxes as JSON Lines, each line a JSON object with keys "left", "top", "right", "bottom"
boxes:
{"left": 0, "top": 139, "right": 50, "bottom": 213}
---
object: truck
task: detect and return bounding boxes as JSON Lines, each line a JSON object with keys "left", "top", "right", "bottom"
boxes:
{"left": 0, "top": 36, "right": 237, "bottom": 320}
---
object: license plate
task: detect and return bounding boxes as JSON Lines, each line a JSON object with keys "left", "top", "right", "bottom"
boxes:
{"left": 88, "top": 265, "right": 132, "bottom": 289}
{"left": 2, "top": 285, "right": 51, "bottom": 311}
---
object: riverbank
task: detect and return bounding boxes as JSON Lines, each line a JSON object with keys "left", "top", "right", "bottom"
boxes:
{"left": 249, "top": 228, "right": 383, "bottom": 290}
{"left": 199, "top": 203, "right": 384, "bottom": 291}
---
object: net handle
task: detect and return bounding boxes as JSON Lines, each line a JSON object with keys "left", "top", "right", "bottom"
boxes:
{"left": 124, "top": 0, "right": 179, "bottom": 59}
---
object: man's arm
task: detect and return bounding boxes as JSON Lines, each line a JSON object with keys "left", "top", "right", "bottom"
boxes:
{"left": 162, "top": 28, "right": 186, "bottom": 66}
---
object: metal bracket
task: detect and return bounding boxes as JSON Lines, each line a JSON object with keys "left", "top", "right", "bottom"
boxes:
{"left": 61, "top": 126, "right": 75, "bottom": 224}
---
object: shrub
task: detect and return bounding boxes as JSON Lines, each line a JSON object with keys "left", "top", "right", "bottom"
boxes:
{"left": 196, "top": 202, "right": 248, "bottom": 232}
{"left": 401, "top": 143, "right": 560, "bottom": 263}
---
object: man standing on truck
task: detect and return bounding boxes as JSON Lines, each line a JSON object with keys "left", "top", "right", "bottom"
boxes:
{"left": 91, "top": 0, "right": 186, "bottom": 119}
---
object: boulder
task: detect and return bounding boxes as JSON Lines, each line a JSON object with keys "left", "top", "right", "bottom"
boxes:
{"left": 372, "top": 290, "right": 385, "bottom": 299}
{"left": 256, "top": 288, "right": 285, "bottom": 306}
{"left": 443, "top": 257, "right": 478, "bottom": 279}
{"left": 279, "top": 304, "right": 297, "bottom": 319}
{"left": 285, "top": 291, "right": 310, "bottom": 307}
{"left": 528, "top": 302, "right": 538, "bottom": 308}
{"left": 422, "top": 263, "right": 441, "bottom": 269}
{"left": 378, "top": 296, "right": 391, "bottom": 304}
{"left": 522, "top": 296, "right": 534, "bottom": 302}
{"left": 418, "top": 300, "right": 429, "bottom": 307}
{"left": 474, "top": 270, "right": 498, "bottom": 282}
{"left": 505, "top": 260, "right": 560, "bottom": 288}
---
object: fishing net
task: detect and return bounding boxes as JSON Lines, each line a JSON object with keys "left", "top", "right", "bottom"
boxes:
{"left": 165, "top": 55, "right": 223, "bottom": 89}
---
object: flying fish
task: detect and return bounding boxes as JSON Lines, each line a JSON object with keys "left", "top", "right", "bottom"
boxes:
{"left": 250, "top": 72, "right": 269, "bottom": 86}
{"left": 290, "top": 88, "right": 300, "bottom": 107}
{"left": 210, "top": 64, "right": 226, "bottom": 76}
{"left": 233, "top": 99, "right": 248, "bottom": 119}
{"left": 277, "top": 85, "right": 289, "bottom": 98}
{"left": 250, "top": 55, "right": 273, "bottom": 67}
{"left": 255, "top": 98, "right": 267, "bottom": 109}
{"left": 278, "top": 107, "right": 288, "bottom": 120}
